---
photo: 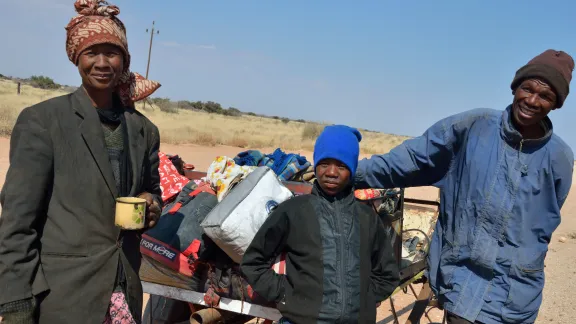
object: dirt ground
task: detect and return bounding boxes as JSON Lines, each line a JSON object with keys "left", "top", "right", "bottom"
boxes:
{"left": 0, "top": 138, "right": 575, "bottom": 323}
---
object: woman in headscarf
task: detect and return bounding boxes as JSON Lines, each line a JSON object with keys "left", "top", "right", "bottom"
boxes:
{"left": 0, "top": 1, "right": 163, "bottom": 323}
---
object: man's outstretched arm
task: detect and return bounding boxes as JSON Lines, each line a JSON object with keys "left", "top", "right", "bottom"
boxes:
{"left": 355, "top": 109, "right": 489, "bottom": 190}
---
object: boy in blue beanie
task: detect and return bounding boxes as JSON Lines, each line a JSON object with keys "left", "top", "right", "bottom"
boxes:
{"left": 242, "top": 125, "right": 399, "bottom": 324}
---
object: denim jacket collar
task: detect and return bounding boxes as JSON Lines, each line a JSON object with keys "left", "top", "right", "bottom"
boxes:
{"left": 500, "top": 104, "right": 553, "bottom": 149}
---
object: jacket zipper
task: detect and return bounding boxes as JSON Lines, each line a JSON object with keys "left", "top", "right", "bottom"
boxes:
{"left": 335, "top": 200, "right": 347, "bottom": 322}
{"left": 498, "top": 138, "right": 525, "bottom": 245}
{"left": 516, "top": 139, "right": 524, "bottom": 161}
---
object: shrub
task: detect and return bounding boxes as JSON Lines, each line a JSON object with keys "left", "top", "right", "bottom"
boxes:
{"left": 155, "top": 98, "right": 178, "bottom": 114}
{"left": 227, "top": 136, "right": 249, "bottom": 148}
{"left": 222, "top": 107, "right": 242, "bottom": 117}
{"left": 202, "top": 101, "right": 223, "bottom": 114}
{"left": 177, "top": 100, "right": 195, "bottom": 110}
{"left": 30, "top": 75, "right": 60, "bottom": 90}
{"left": 302, "top": 123, "right": 324, "bottom": 140}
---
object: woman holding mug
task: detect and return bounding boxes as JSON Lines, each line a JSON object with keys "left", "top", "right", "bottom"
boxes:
{"left": 0, "top": 1, "right": 162, "bottom": 323}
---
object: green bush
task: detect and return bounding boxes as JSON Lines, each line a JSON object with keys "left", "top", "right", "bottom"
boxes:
{"left": 154, "top": 98, "right": 178, "bottom": 114}
{"left": 202, "top": 101, "right": 223, "bottom": 114}
{"left": 30, "top": 75, "right": 60, "bottom": 90}
{"left": 302, "top": 123, "right": 324, "bottom": 140}
{"left": 223, "top": 107, "right": 242, "bottom": 117}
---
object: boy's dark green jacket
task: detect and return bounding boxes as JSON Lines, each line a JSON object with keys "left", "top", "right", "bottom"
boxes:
{"left": 241, "top": 181, "right": 400, "bottom": 324}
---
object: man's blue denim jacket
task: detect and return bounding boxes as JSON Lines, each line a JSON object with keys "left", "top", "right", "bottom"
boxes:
{"left": 355, "top": 105, "right": 574, "bottom": 323}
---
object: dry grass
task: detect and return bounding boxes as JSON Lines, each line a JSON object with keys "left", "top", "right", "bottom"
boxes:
{"left": 0, "top": 106, "right": 18, "bottom": 137}
{"left": 0, "top": 79, "right": 410, "bottom": 154}
{"left": 0, "top": 79, "right": 69, "bottom": 136}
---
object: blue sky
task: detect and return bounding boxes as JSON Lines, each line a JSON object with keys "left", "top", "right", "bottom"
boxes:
{"left": 2, "top": 0, "right": 576, "bottom": 150}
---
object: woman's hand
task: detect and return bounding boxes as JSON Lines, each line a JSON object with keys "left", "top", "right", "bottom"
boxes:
{"left": 137, "top": 192, "right": 161, "bottom": 228}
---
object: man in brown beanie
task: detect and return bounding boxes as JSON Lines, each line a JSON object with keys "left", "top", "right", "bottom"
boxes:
{"left": 355, "top": 49, "right": 574, "bottom": 324}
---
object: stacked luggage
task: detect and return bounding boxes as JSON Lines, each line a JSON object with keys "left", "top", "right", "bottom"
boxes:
{"left": 142, "top": 151, "right": 411, "bottom": 314}
{"left": 140, "top": 156, "right": 292, "bottom": 308}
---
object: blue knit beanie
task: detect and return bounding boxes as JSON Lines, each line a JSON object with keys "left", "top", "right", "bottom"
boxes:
{"left": 313, "top": 125, "right": 362, "bottom": 179}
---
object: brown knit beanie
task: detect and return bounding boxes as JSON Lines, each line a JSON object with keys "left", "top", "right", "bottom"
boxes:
{"left": 511, "top": 49, "right": 574, "bottom": 108}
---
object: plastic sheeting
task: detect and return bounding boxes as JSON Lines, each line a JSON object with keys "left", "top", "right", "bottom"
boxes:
{"left": 201, "top": 166, "right": 293, "bottom": 264}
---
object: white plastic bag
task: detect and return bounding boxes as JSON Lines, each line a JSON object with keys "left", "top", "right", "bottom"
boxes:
{"left": 200, "top": 166, "right": 293, "bottom": 263}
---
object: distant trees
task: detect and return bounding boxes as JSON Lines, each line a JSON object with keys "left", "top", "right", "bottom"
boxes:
{"left": 147, "top": 96, "right": 318, "bottom": 127}
{"left": 149, "top": 98, "right": 249, "bottom": 118}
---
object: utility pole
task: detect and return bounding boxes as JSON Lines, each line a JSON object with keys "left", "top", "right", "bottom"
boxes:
{"left": 145, "top": 21, "right": 159, "bottom": 79}
{"left": 143, "top": 21, "right": 159, "bottom": 110}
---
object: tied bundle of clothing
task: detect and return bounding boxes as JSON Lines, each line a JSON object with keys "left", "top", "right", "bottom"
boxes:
{"left": 205, "top": 156, "right": 257, "bottom": 201}
{"left": 233, "top": 148, "right": 312, "bottom": 182}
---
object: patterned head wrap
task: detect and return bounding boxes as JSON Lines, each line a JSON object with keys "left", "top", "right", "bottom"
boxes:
{"left": 65, "top": 0, "right": 160, "bottom": 106}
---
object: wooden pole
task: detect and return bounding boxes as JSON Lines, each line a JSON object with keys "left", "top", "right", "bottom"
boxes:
{"left": 143, "top": 21, "right": 159, "bottom": 110}
{"left": 145, "top": 21, "right": 156, "bottom": 80}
